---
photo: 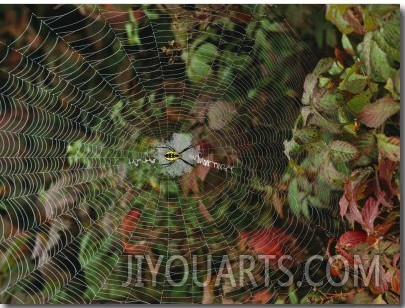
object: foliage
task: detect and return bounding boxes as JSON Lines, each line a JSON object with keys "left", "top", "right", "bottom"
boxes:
{"left": 284, "top": 4, "right": 400, "bottom": 303}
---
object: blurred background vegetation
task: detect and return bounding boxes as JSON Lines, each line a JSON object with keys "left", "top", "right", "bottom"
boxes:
{"left": 0, "top": 4, "right": 400, "bottom": 304}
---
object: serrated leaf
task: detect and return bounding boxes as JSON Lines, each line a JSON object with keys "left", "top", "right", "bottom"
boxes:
{"left": 329, "top": 140, "right": 359, "bottom": 162}
{"left": 288, "top": 177, "right": 309, "bottom": 218}
{"left": 339, "top": 73, "right": 368, "bottom": 94}
{"left": 376, "top": 134, "right": 400, "bottom": 162}
{"left": 337, "top": 230, "right": 367, "bottom": 247}
{"left": 311, "top": 112, "right": 342, "bottom": 134}
{"left": 346, "top": 89, "right": 373, "bottom": 115}
{"left": 322, "top": 161, "right": 347, "bottom": 186}
{"left": 302, "top": 74, "right": 318, "bottom": 105}
{"left": 362, "top": 197, "right": 379, "bottom": 233}
{"left": 293, "top": 127, "right": 320, "bottom": 144}
{"left": 317, "top": 91, "right": 343, "bottom": 112}
{"left": 358, "top": 32, "right": 397, "bottom": 82}
{"left": 376, "top": 18, "right": 400, "bottom": 62}
{"left": 358, "top": 97, "right": 400, "bottom": 128}
{"left": 313, "top": 58, "right": 334, "bottom": 76}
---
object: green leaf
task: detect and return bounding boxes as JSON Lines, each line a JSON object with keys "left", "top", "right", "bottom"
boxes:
{"left": 339, "top": 72, "right": 368, "bottom": 94}
{"left": 328, "top": 60, "right": 344, "bottom": 75}
{"left": 318, "top": 77, "right": 330, "bottom": 88}
{"left": 358, "top": 32, "right": 397, "bottom": 82}
{"left": 312, "top": 111, "right": 342, "bottom": 134}
{"left": 288, "top": 177, "right": 310, "bottom": 218}
{"left": 376, "top": 18, "right": 400, "bottom": 62}
{"left": 385, "top": 69, "right": 400, "bottom": 100}
{"left": 372, "top": 295, "right": 387, "bottom": 304}
{"left": 326, "top": 5, "right": 353, "bottom": 34}
{"left": 261, "top": 20, "right": 283, "bottom": 32}
{"left": 376, "top": 134, "right": 400, "bottom": 162}
{"left": 288, "top": 284, "right": 299, "bottom": 304}
{"left": 317, "top": 91, "right": 343, "bottom": 112}
{"left": 313, "top": 58, "right": 334, "bottom": 76}
{"left": 294, "top": 127, "right": 320, "bottom": 144}
{"left": 329, "top": 140, "right": 359, "bottom": 162}
{"left": 190, "top": 58, "right": 211, "bottom": 78}
{"left": 188, "top": 43, "right": 218, "bottom": 82}
{"left": 341, "top": 34, "right": 354, "bottom": 55}
{"left": 358, "top": 97, "right": 400, "bottom": 128}
{"left": 196, "top": 42, "right": 218, "bottom": 60}
{"left": 346, "top": 89, "right": 373, "bottom": 115}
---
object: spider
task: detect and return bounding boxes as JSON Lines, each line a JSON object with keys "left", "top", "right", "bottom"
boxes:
{"left": 157, "top": 144, "right": 195, "bottom": 167}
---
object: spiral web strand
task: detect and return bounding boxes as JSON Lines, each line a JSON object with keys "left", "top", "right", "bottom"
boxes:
{"left": 0, "top": 4, "right": 341, "bottom": 304}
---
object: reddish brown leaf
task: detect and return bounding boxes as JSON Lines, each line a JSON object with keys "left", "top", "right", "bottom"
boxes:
{"left": 122, "top": 209, "right": 140, "bottom": 233}
{"left": 251, "top": 290, "right": 273, "bottom": 304}
{"left": 334, "top": 47, "right": 345, "bottom": 68}
{"left": 343, "top": 7, "right": 366, "bottom": 35}
{"left": 369, "top": 265, "right": 389, "bottom": 295}
{"left": 378, "top": 159, "right": 399, "bottom": 200}
{"left": 367, "top": 220, "right": 395, "bottom": 245}
{"left": 391, "top": 269, "right": 400, "bottom": 294}
{"left": 358, "top": 98, "right": 400, "bottom": 128}
{"left": 199, "top": 200, "right": 213, "bottom": 222}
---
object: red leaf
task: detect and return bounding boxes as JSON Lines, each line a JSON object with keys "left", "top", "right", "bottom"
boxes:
{"left": 361, "top": 197, "right": 379, "bottom": 233}
{"left": 240, "top": 227, "right": 303, "bottom": 268}
{"left": 122, "top": 209, "right": 140, "bottom": 233}
{"left": 337, "top": 230, "right": 367, "bottom": 248}
{"left": 336, "top": 231, "right": 367, "bottom": 265}
{"left": 121, "top": 210, "right": 146, "bottom": 255}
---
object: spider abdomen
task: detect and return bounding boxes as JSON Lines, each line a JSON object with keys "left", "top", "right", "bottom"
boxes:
{"left": 164, "top": 151, "right": 180, "bottom": 161}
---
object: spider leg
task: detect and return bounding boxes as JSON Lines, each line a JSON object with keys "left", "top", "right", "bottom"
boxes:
{"left": 161, "top": 161, "right": 175, "bottom": 167}
{"left": 156, "top": 145, "right": 176, "bottom": 152}
{"left": 178, "top": 144, "right": 194, "bottom": 155}
{"left": 179, "top": 157, "right": 195, "bottom": 167}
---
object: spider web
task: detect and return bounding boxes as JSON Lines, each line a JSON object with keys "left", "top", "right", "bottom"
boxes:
{"left": 0, "top": 4, "right": 343, "bottom": 304}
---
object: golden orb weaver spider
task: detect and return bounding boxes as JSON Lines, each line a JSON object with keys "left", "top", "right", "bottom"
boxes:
{"left": 157, "top": 144, "right": 195, "bottom": 167}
